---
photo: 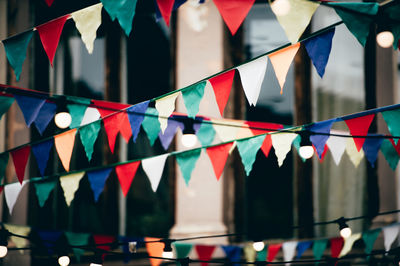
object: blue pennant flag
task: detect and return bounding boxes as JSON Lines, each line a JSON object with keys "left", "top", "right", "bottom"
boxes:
{"left": 158, "top": 119, "right": 184, "bottom": 150}
{"left": 309, "top": 119, "right": 336, "bottom": 158}
{"left": 119, "top": 236, "right": 144, "bottom": 263}
{"left": 14, "top": 94, "right": 47, "bottom": 127}
{"left": 222, "top": 245, "right": 241, "bottom": 265}
{"left": 37, "top": 230, "right": 63, "bottom": 254}
{"left": 296, "top": 241, "right": 312, "bottom": 259}
{"left": 363, "top": 136, "right": 383, "bottom": 168}
{"left": 127, "top": 101, "right": 150, "bottom": 142}
{"left": 33, "top": 102, "right": 57, "bottom": 135}
{"left": 87, "top": 168, "right": 113, "bottom": 202}
{"left": 32, "top": 139, "right": 54, "bottom": 176}
{"left": 304, "top": 28, "right": 335, "bottom": 78}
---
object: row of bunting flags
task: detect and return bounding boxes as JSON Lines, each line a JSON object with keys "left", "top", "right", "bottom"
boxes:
{"left": 3, "top": 221, "right": 400, "bottom": 265}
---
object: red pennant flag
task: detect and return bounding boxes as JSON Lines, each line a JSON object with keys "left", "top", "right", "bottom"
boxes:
{"left": 213, "top": 0, "right": 256, "bottom": 35}
{"left": 344, "top": 114, "right": 375, "bottom": 151}
{"left": 0, "top": 186, "right": 3, "bottom": 194}
{"left": 93, "top": 235, "right": 116, "bottom": 260}
{"left": 45, "top": 0, "right": 54, "bottom": 6}
{"left": 92, "top": 100, "right": 131, "bottom": 116}
{"left": 209, "top": 70, "right": 235, "bottom": 116}
{"left": 195, "top": 245, "right": 216, "bottom": 266}
{"left": 115, "top": 161, "right": 140, "bottom": 197}
{"left": 267, "top": 243, "right": 282, "bottom": 262}
{"left": 37, "top": 15, "right": 69, "bottom": 66}
{"left": 156, "top": 0, "right": 175, "bottom": 27}
{"left": 206, "top": 142, "right": 234, "bottom": 180}
{"left": 245, "top": 121, "right": 284, "bottom": 136}
{"left": 330, "top": 237, "right": 344, "bottom": 264}
{"left": 11, "top": 146, "right": 31, "bottom": 184}
{"left": 261, "top": 134, "right": 273, "bottom": 158}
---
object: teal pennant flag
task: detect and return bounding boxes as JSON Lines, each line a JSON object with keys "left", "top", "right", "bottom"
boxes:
{"left": 34, "top": 180, "right": 57, "bottom": 208}
{"left": 141, "top": 108, "right": 161, "bottom": 146}
{"left": 0, "top": 96, "right": 14, "bottom": 121}
{"left": 362, "top": 229, "right": 381, "bottom": 257}
{"left": 196, "top": 122, "right": 216, "bottom": 146}
{"left": 3, "top": 30, "right": 34, "bottom": 81}
{"left": 101, "top": 0, "right": 138, "bottom": 36}
{"left": 381, "top": 139, "right": 399, "bottom": 170}
{"left": 176, "top": 149, "right": 202, "bottom": 186}
{"left": 181, "top": 81, "right": 206, "bottom": 119}
{"left": 382, "top": 109, "right": 400, "bottom": 145}
{"left": 67, "top": 96, "right": 91, "bottom": 129}
{"left": 79, "top": 120, "right": 101, "bottom": 161}
{"left": 65, "top": 232, "right": 91, "bottom": 262}
{"left": 174, "top": 242, "right": 193, "bottom": 259}
{"left": 236, "top": 135, "right": 265, "bottom": 176}
{"left": 312, "top": 239, "right": 328, "bottom": 263}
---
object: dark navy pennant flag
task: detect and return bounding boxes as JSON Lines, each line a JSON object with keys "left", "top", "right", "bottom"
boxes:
{"left": 308, "top": 119, "right": 336, "bottom": 159}
{"left": 127, "top": 101, "right": 150, "bottom": 142}
{"left": 363, "top": 136, "right": 383, "bottom": 167}
{"left": 32, "top": 139, "right": 54, "bottom": 176}
{"left": 296, "top": 241, "right": 313, "bottom": 259}
{"left": 14, "top": 94, "right": 47, "bottom": 127}
{"left": 34, "top": 102, "right": 57, "bottom": 135}
{"left": 87, "top": 167, "right": 113, "bottom": 202}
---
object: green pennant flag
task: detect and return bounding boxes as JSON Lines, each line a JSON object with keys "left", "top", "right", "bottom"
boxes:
{"left": 256, "top": 246, "right": 267, "bottom": 261}
{"left": 0, "top": 153, "right": 9, "bottom": 184}
{"left": 100, "top": 0, "right": 138, "bottom": 36}
{"left": 236, "top": 135, "right": 266, "bottom": 176}
{"left": 174, "top": 242, "right": 193, "bottom": 259}
{"left": 326, "top": 2, "right": 379, "bottom": 46}
{"left": 142, "top": 108, "right": 161, "bottom": 146}
{"left": 362, "top": 229, "right": 381, "bottom": 256}
{"left": 65, "top": 232, "right": 90, "bottom": 262}
{"left": 312, "top": 239, "right": 328, "bottom": 262}
{"left": 196, "top": 122, "right": 216, "bottom": 146}
{"left": 3, "top": 30, "right": 34, "bottom": 81}
{"left": 382, "top": 109, "right": 400, "bottom": 145}
{"left": 176, "top": 149, "right": 202, "bottom": 186}
{"left": 34, "top": 180, "right": 57, "bottom": 208}
{"left": 380, "top": 139, "right": 399, "bottom": 170}
{"left": 181, "top": 81, "right": 206, "bottom": 119}
{"left": 67, "top": 97, "right": 91, "bottom": 129}
{"left": 0, "top": 96, "right": 14, "bottom": 121}
{"left": 79, "top": 120, "right": 101, "bottom": 161}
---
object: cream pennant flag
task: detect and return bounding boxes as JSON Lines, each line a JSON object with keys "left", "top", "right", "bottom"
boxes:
{"left": 237, "top": 55, "right": 268, "bottom": 106}
{"left": 4, "top": 224, "right": 31, "bottom": 250}
{"left": 345, "top": 138, "right": 364, "bottom": 168}
{"left": 155, "top": 92, "right": 180, "bottom": 133}
{"left": 326, "top": 131, "right": 348, "bottom": 165}
{"left": 198, "top": 81, "right": 222, "bottom": 118}
{"left": 271, "top": 0, "right": 319, "bottom": 44}
{"left": 212, "top": 119, "right": 244, "bottom": 142}
{"left": 339, "top": 233, "right": 361, "bottom": 257}
{"left": 142, "top": 154, "right": 169, "bottom": 192}
{"left": 60, "top": 171, "right": 85, "bottom": 206}
{"left": 55, "top": 129, "right": 78, "bottom": 172}
{"left": 268, "top": 43, "right": 300, "bottom": 94}
{"left": 5, "top": 181, "right": 27, "bottom": 215}
{"left": 383, "top": 224, "right": 400, "bottom": 252}
{"left": 282, "top": 241, "right": 297, "bottom": 263}
{"left": 71, "top": 3, "right": 103, "bottom": 54}
{"left": 271, "top": 133, "right": 297, "bottom": 167}
{"left": 80, "top": 107, "right": 101, "bottom": 126}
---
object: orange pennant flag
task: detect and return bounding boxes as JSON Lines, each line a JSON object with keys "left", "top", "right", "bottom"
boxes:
{"left": 145, "top": 237, "right": 164, "bottom": 266}
{"left": 268, "top": 43, "right": 300, "bottom": 94}
{"left": 54, "top": 129, "right": 77, "bottom": 171}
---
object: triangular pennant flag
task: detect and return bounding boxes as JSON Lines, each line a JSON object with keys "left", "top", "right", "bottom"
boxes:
{"left": 382, "top": 109, "right": 400, "bottom": 145}
{"left": 243, "top": 243, "right": 256, "bottom": 262}
{"left": 11, "top": 145, "right": 31, "bottom": 184}
{"left": 65, "top": 232, "right": 90, "bottom": 263}
{"left": 32, "top": 139, "right": 53, "bottom": 176}
{"left": 79, "top": 120, "right": 101, "bottom": 161}
{"left": 0, "top": 153, "right": 9, "bottom": 184}
{"left": 182, "top": 81, "right": 206, "bottom": 119}
{"left": 158, "top": 119, "right": 184, "bottom": 150}
{"left": 155, "top": 92, "right": 180, "bottom": 133}
{"left": 66, "top": 100, "right": 91, "bottom": 129}
{"left": 282, "top": 241, "right": 297, "bottom": 262}
{"left": 246, "top": 121, "right": 283, "bottom": 136}
{"left": 267, "top": 243, "right": 282, "bottom": 262}
{"left": 3, "top": 30, "right": 34, "bottom": 81}
{"left": 101, "top": 0, "right": 138, "bottom": 35}
{"left": 195, "top": 245, "right": 216, "bottom": 266}
{"left": 330, "top": 237, "right": 344, "bottom": 259}
{"left": 45, "top": 0, "right": 54, "bottom": 6}
{"left": 272, "top": 0, "right": 319, "bottom": 43}
{"left": 237, "top": 55, "right": 268, "bottom": 106}
{"left": 309, "top": 119, "right": 336, "bottom": 158}
{"left": 0, "top": 96, "right": 14, "bottom": 120}
{"left": 390, "top": 138, "right": 400, "bottom": 156}
{"left": 236, "top": 135, "right": 266, "bottom": 176}
{"left": 115, "top": 161, "right": 141, "bottom": 197}
{"left": 315, "top": 144, "right": 329, "bottom": 163}
{"left": 71, "top": 3, "right": 103, "bottom": 54}
{"left": 269, "top": 43, "right": 300, "bottom": 94}
{"left": 383, "top": 225, "right": 400, "bottom": 252}
{"left": 326, "top": 2, "right": 379, "bottom": 46}
{"left": 196, "top": 121, "right": 216, "bottom": 146}
{"left": 362, "top": 229, "right": 381, "bottom": 255}
{"left": 37, "top": 230, "right": 63, "bottom": 254}
{"left": 304, "top": 28, "right": 335, "bottom": 78}
{"left": 156, "top": 0, "right": 175, "bottom": 26}
{"left": 60, "top": 171, "right": 85, "bottom": 206}
{"left": 209, "top": 70, "right": 235, "bottom": 116}
{"left": 344, "top": 114, "right": 375, "bottom": 151}
{"left": 87, "top": 168, "right": 113, "bottom": 202}
{"left": 345, "top": 138, "right": 365, "bottom": 168}
{"left": 33, "top": 102, "right": 57, "bottom": 135}
{"left": 256, "top": 246, "right": 267, "bottom": 261}
{"left": 4, "top": 224, "right": 30, "bottom": 249}
{"left": 176, "top": 149, "right": 202, "bottom": 186}
{"left": 93, "top": 235, "right": 116, "bottom": 260}
{"left": 142, "top": 154, "right": 169, "bottom": 192}
{"left": 212, "top": 119, "right": 243, "bottom": 142}
{"left": 4, "top": 181, "right": 27, "bottom": 214}
{"left": 34, "top": 180, "right": 57, "bottom": 208}
{"left": 206, "top": 142, "right": 234, "bottom": 180}
{"left": 142, "top": 108, "right": 161, "bottom": 146}
{"left": 326, "top": 131, "right": 348, "bottom": 165}
{"left": 145, "top": 237, "right": 163, "bottom": 266}
{"left": 271, "top": 132, "right": 297, "bottom": 167}
{"left": 222, "top": 245, "right": 241, "bottom": 264}
{"left": 14, "top": 94, "right": 47, "bottom": 127}
{"left": 312, "top": 239, "right": 328, "bottom": 260}
{"left": 213, "top": 0, "right": 255, "bottom": 35}
{"left": 339, "top": 233, "right": 361, "bottom": 257}
{"left": 381, "top": 139, "right": 399, "bottom": 170}
{"left": 296, "top": 241, "right": 312, "bottom": 259}
{"left": 103, "top": 111, "right": 132, "bottom": 153}
{"left": 128, "top": 101, "right": 150, "bottom": 142}
{"left": 37, "top": 15, "right": 69, "bottom": 66}
{"left": 54, "top": 129, "right": 77, "bottom": 171}
{"left": 174, "top": 242, "right": 193, "bottom": 259}
{"left": 362, "top": 137, "right": 383, "bottom": 168}
{"left": 80, "top": 107, "right": 100, "bottom": 126}
{"left": 260, "top": 134, "right": 273, "bottom": 158}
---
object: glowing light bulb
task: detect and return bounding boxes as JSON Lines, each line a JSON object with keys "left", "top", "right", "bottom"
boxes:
{"left": 340, "top": 227, "right": 352, "bottom": 239}
{"left": 253, "top": 241, "right": 265, "bottom": 252}
{"left": 0, "top": 246, "right": 7, "bottom": 258}
{"left": 89, "top": 264, "right": 102, "bottom": 266}
{"left": 299, "top": 145, "right": 314, "bottom": 159}
{"left": 54, "top": 112, "right": 72, "bottom": 129}
{"left": 271, "top": 0, "right": 291, "bottom": 16}
{"left": 58, "top": 255, "right": 70, "bottom": 266}
{"left": 182, "top": 134, "right": 197, "bottom": 148}
{"left": 162, "top": 251, "right": 174, "bottom": 259}
{"left": 376, "top": 31, "right": 394, "bottom": 48}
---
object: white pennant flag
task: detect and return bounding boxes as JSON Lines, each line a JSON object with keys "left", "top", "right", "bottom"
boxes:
{"left": 383, "top": 224, "right": 400, "bottom": 252}
{"left": 339, "top": 233, "right": 361, "bottom": 257}
{"left": 155, "top": 92, "right": 180, "bottom": 133}
{"left": 345, "top": 138, "right": 364, "bottom": 168}
{"left": 326, "top": 131, "right": 348, "bottom": 165}
{"left": 60, "top": 172, "right": 85, "bottom": 206}
{"left": 212, "top": 119, "right": 243, "bottom": 142}
{"left": 282, "top": 241, "right": 297, "bottom": 264}
{"left": 80, "top": 107, "right": 101, "bottom": 126}
{"left": 142, "top": 154, "right": 169, "bottom": 192}
{"left": 271, "top": 133, "right": 297, "bottom": 167}
{"left": 5, "top": 181, "right": 27, "bottom": 215}
{"left": 237, "top": 55, "right": 268, "bottom": 106}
